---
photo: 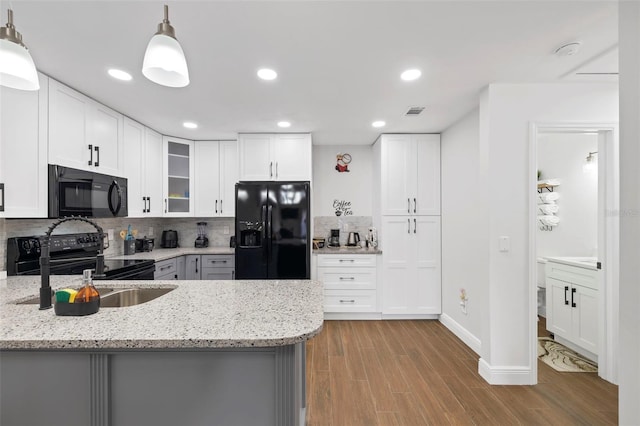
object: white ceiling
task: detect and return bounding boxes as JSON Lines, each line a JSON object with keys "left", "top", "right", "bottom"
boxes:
{"left": 8, "top": 1, "right": 618, "bottom": 145}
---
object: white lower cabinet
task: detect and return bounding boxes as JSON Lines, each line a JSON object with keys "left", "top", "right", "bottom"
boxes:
{"left": 381, "top": 216, "right": 441, "bottom": 316}
{"left": 546, "top": 261, "right": 598, "bottom": 355}
{"left": 317, "top": 254, "right": 377, "bottom": 314}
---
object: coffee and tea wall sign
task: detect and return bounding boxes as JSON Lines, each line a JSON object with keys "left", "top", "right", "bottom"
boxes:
{"left": 333, "top": 199, "right": 353, "bottom": 216}
{"left": 335, "top": 153, "right": 352, "bottom": 173}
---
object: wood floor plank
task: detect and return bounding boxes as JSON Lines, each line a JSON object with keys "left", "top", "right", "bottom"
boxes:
{"left": 306, "top": 370, "right": 332, "bottom": 426}
{"left": 329, "top": 355, "right": 378, "bottom": 426}
{"left": 311, "top": 320, "right": 330, "bottom": 372}
{"left": 359, "top": 348, "right": 398, "bottom": 412}
{"left": 376, "top": 412, "right": 401, "bottom": 426}
{"left": 392, "top": 392, "right": 429, "bottom": 426}
{"left": 376, "top": 320, "right": 408, "bottom": 356}
{"left": 326, "top": 321, "right": 344, "bottom": 357}
{"left": 341, "top": 321, "right": 368, "bottom": 381}
{"left": 351, "top": 320, "right": 377, "bottom": 350}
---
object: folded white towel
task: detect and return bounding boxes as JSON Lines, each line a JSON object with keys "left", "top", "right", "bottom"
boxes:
{"left": 538, "top": 215, "right": 560, "bottom": 226}
{"left": 538, "top": 192, "right": 559, "bottom": 204}
{"left": 539, "top": 204, "right": 559, "bottom": 214}
{"left": 537, "top": 179, "right": 561, "bottom": 186}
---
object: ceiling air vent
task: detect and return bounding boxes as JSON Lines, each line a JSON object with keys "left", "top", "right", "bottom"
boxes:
{"left": 405, "top": 106, "right": 425, "bottom": 116}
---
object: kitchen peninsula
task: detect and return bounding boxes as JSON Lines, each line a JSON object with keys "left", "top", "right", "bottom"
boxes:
{"left": 0, "top": 276, "right": 323, "bottom": 426}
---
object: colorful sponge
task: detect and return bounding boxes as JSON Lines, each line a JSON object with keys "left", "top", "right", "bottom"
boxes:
{"left": 55, "top": 288, "right": 78, "bottom": 303}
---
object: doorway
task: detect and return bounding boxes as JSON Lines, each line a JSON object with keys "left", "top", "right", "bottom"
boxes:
{"left": 529, "top": 123, "right": 619, "bottom": 385}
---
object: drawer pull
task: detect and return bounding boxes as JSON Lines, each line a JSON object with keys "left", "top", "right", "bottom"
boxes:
{"left": 339, "top": 299, "right": 355, "bottom": 303}
{"left": 160, "top": 265, "right": 172, "bottom": 271}
{"left": 339, "top": 259, "right": 355, "bottom": 263}
{"left": 339, "top": 277, "right": 355, "bottom": 281}
{"left": 210, "top": 260, "right": 228, "bottom": 264}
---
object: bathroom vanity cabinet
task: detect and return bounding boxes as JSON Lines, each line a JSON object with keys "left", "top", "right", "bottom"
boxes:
{"left": 545, "top": 258, "right": 599, "bottom": 358}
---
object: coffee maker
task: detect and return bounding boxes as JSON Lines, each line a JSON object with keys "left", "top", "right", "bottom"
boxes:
{"left": 328, "top": 229, "right": 340, "bottom": 247}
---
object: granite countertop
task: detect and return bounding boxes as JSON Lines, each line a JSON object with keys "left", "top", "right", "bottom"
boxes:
{"left": 108, "top": 246, "right": 234, "bottom": 262}
{"left": 313, "top": 246, "right": 381, "bottom": 255}
{"left": 0, "top": 276, "right": 323, "bottom": 351}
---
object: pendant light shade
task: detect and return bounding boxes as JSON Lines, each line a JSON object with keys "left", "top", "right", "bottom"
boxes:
{"left": 0, "top": 9, "right": 39, "bottom": 91}
{"left": 142, "top": 5, "right": 189, "bottom": 88}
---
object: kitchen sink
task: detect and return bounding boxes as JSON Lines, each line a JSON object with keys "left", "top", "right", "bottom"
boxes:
{"left": 99, "top": 287, "right": 175, "bottom": 308}
{"left": 16, "top": 288, "right": 116, "bottom": 305}
{"left": 15, "top": 287, "right": 175, "bottom": 307}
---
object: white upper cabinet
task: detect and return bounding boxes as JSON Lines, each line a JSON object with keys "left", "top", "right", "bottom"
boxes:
{"left": 0, "top": 72, "right": 49, "bottom": 218}
{"left": 194, "top": 140, "right": 237, "bottom": 217}
{"left": 163, "top": 136, "right": 194, "bottom": 217}
{"left": 378, "top": 134, "right": 440, "bottom": 215}
{"left": 48, "top": 78, "right": 123, "bottom": 176}
{"left": 123, "top": 119, "right": 164, "bottom": 217}
{"left": 238, "top": 133, "right": 312, "bottom": 181}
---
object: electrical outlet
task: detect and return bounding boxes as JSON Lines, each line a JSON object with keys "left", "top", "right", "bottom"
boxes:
{"left": 107, "top": 229, "right": 115, "bottom": 241}
{"left": 223, "top": 226, "right": 230, "bottom": 235}
{"left": 148, "top": 227, "right": 154, "bottom": 237}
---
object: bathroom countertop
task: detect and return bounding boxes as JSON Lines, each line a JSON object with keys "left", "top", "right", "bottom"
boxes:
{"left": 544, "top": 256, "right": 599, "bottom": 271}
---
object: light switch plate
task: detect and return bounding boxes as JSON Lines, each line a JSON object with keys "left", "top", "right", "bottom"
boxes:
{"left": 223, "top": 226, "right": 230, "bottom": 235}
{"left": 499, "top": 236, "right": 510, "bottom": 252}
{"left": 107, "top": 229, "right": 115, "bottom": 241}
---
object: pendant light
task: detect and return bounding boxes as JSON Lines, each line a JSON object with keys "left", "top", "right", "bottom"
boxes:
{"left": 0, "top": 9, "right": 39, "bottom": 91}
{"left": 142, "top": 4, "right": 189, "bottom": 88}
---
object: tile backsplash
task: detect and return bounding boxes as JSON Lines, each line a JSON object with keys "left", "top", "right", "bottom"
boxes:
{"left": 313, "top": 216, "right": 373, "bottom": 246}
{"left": 1, "top": 217, "right": 234, "bottom": 272}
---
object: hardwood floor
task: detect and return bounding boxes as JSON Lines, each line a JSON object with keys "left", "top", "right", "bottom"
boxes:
{"left": 305, "top": 320, "right": 618, "bottom": 425}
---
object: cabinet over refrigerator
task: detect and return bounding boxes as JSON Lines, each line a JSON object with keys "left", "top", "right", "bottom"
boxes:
{"left": 235, "top": 182, "right": 310, "bottom": 279}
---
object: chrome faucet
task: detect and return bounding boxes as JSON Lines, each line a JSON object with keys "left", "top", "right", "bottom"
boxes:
{"left": 39, "top": 216, "right": 106, "bottom": 310}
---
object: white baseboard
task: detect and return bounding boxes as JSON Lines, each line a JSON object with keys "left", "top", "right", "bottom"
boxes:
{"left": 478, "top": 358, "right": 535, "bottom": 385}
{"left": 381, "top": 314, "right": 439, "bottom": 320}
{"left": 324, "top": 312, "right": 382, "bottom": 320}
{"left": 439, "top": 313, "right": 481, "bottom": 355}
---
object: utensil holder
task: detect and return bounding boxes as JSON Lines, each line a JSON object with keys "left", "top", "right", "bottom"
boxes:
{"left": 124, "top": 239, "right": 136, "bottom": 255}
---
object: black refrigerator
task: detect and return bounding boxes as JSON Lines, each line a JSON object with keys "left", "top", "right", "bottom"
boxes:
{"left": 235, "top": 182, "right": 310, "bottom": 279}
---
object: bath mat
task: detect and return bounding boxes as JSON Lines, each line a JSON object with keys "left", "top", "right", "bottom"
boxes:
{"left": 538, "top": 337, "right": 597, "bottom": 373}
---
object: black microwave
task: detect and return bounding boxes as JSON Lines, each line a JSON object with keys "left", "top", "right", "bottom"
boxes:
{"left": 48, "top": 165, "right": 128, "bottom": 218}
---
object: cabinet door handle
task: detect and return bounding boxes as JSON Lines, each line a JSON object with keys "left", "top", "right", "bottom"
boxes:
{"left": 564, "top": 286, "right": 569, "bottom": 305}
{"left": 571, "top": 287, "right": 577, "bottom": 308}
{"left": 88, "top": 144, "right": 93, "bottom": 166}
{"left": 339, "top": 277, "right": 355, "bottom": 281}
{"left": 142, "top": 197, "right": 147, "bottom": 213}
{"left": 147, "top": 197, "right": 151, "bottom": 213}
{"left": 339, "top": 299, "right": 355, "bottom": 303}
{"left": 94, "top": 145, "right": 100, "bottom": 167}
{"left": 195, "top": 258, "right": 198, "bottom": 273}
{"left": 413, "top": 198, "right": 417, "bottom": 214}
{"left": 232, "top": 270, "right": 235, "bottom": 280}
{"left": 414, "top": 218, "right": 417, "bottom": 234}
{"left": 220, "top": 199, "right": 223, "bottom": 214}
{"left": 164, "top": 198, "right": 168, "bottom": 213}
{"left": 407, "top": 198, "right": 411, "bottom": 213}
{"left": 270, "top": 162, "right": 273, "bottom": 178}
{"left": 408, "top": 218, "right": 411, "bottom": 234}
{"left": 338, "top": 259, "right": 354, "bottom": 263}
{"left": 215, "top": 199, "right": 218, "bottom": 214}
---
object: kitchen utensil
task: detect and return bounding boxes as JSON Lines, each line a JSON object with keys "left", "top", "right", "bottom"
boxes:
{"left": 161, "top": 230, "right": 179, "bottom": 248}
{"left": 346, "top": 232, "right": 360, "bottom": 246}
{"left": 195, "top": 222, "right": 209, "bottom": 248}
{"left": 328, "top": 229, "right": 340, "bottom": 247}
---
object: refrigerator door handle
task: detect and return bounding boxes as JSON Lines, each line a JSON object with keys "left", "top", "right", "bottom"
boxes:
{"left": 261, "top": 205, "right": 267, "bottom": 240}
{"left": 267, "top": 205, "right": 273, "bottom": 239}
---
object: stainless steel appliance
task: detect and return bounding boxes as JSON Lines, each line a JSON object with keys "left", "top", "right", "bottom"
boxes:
{"left": 328, "top": 229, "right": 340, "bottom": 247}
{"left": 6, "top": 233, "right": 155, "bottom": 280}
{"left": 48, "top": 165, "right": 128, "bottom": 218}
{"left": 346, "top": 232, "right": 360, "bottom": 246}
{"left": 235, "top": 182, "right": 310, "bottom": 279}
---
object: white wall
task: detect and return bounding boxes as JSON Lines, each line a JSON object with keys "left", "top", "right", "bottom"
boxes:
{"left": 441, "top": 108, "right": 486, "bottom": 351}
{"left": 618, "top": 3, "right": 640, "bottom": 423}
{"left": 312, "top": 145, "right": 373, "bottom": 217}
{"left": 478, "top": 82, "right": 618, "bottom": 383}
{"left": 537, "top": 133, "right": 598, "bottom": 257}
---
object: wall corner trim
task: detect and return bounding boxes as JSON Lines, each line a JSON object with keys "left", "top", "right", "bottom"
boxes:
{"left": 439, "top": 313, "right": 481, "bottom": 355}
{"left": 478, "top": 358, "right": 535, "bottom": 385}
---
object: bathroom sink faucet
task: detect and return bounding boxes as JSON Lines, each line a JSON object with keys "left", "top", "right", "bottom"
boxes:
{"left": 39, "top": 216, "right": 106, "bottom": 310}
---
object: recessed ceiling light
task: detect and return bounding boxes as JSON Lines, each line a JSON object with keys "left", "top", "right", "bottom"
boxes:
{"left": 372, "top": 121, "right": 386, "bottom": 128}
{"left": 400, "top": 69, "right": 421, "bottom": 81}
{"left": 277, "top": 121, "right": 291, "bottom": 128}
{"left": 107, "top": 68, "right": 132, "bottom": 81}
{"left": 183, "top": 121, "right": 198, "bottom": 129}
{"left": 257, "top": 68, "right": 278, "bottom": 80}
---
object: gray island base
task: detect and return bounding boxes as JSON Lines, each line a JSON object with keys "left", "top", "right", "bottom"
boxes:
{"left": 0, "top": 277, "right": 324, "bottom": 426}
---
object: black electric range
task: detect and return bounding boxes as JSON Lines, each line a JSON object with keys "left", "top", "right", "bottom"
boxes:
{"left": 6, "top": 233, "right": 155, "bottom": 280}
